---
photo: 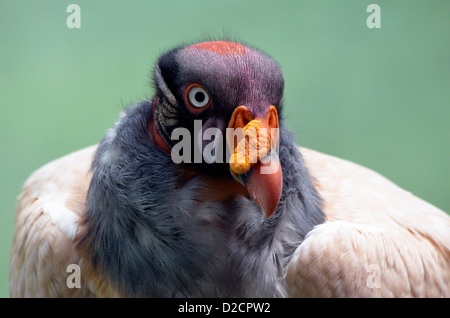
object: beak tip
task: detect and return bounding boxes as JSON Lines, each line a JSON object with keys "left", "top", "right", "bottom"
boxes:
{"left": 240, "top": 160, "right": 283, "bottom": 219}
{"left": 262, "top": 209, "right": 273, "bottom": 219}
{"left": 261, "top": 189, "right": 281, "bottom": 219}
{"left": 248, "top": 187, "right": 273, "bottom": 219}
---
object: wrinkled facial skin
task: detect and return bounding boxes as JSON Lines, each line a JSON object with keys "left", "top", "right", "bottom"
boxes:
{"left": 153, "top": 42, "right": 285, "bottom": 168}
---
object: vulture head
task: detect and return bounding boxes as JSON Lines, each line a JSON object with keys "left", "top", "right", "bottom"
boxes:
{"left": 77, "top": 41, "right": 325, "bottom": 297}
{"left": 153, "top": 41, "right": 285, "bottom": 218}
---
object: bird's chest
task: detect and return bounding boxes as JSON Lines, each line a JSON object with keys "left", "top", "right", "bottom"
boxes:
{"left": 173, "top": 175, "right": 281, "bottom": 297}
{"left": 176, "top": 173, "right": 249, "bottom": 224}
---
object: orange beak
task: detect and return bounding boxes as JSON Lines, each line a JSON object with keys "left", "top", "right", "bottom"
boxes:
{"left": 227, "top": 105, "right": 282, "bottom": 218}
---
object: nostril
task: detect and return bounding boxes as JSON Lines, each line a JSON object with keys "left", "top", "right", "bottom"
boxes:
{"left": 243, "top": 111, "right": 254, "bottom": 127}
{"left": 237, "top": 117, "right": 251, "bottom": 130}
{"left": 231, "top": 106, "right": 254, "bottom": 130}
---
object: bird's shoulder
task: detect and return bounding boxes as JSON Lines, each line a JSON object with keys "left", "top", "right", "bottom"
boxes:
{"left": 286, "top": 220, "right": 450, "bottom": 297}
{"left": 10, "top": 145, "right": 97, "bottom": 297}
{"left": 301, "top": 147, "right": 449, "bottom": 227}
{"left": 287, "top": 147, "right": 450, "bottom": 297}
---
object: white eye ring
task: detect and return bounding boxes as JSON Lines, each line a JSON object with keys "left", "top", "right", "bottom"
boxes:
{"left": 188, "top": 86, "right": 210, "bottom": 108}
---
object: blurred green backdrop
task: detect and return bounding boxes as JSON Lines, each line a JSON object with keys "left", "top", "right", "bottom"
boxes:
{"left": 1, "top": 1, "right": 449, "bottom": 297}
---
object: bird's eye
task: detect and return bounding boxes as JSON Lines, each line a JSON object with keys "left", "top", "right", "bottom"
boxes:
{"left": 186, "top": 84, "right": 211, "bottom": 111}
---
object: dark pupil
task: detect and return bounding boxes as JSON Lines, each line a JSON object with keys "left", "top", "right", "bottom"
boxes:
{"left": 194, "top": 91, "right": 205, "bottom": 103}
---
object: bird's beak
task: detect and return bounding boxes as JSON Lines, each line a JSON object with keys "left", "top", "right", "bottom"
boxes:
{"left": 227, "top": 105, "right": 282, "bottom": 218}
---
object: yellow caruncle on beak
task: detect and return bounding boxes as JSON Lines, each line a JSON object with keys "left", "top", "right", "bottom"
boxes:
{"left": 227, "top": 105, "right": 282, "bottom": 219}
{"left": 229, "top": 119, "right": 271, "bottom": 175}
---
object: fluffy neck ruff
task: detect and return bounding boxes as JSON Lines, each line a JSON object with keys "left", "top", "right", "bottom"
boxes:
{"left": 76, "top": 101, "right": 324, "bottom": 297}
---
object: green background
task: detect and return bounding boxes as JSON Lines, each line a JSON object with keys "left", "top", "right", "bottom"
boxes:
{"left": 1, "top": 1, "right": 449, "bottom": 297}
